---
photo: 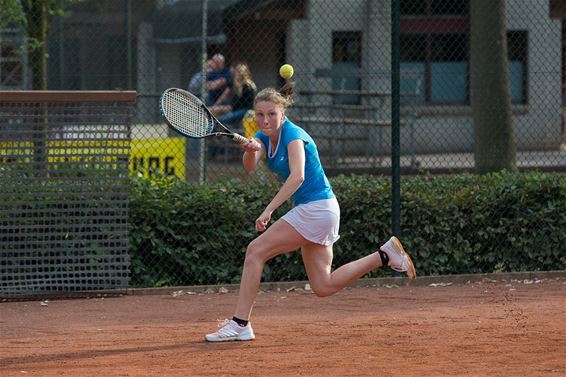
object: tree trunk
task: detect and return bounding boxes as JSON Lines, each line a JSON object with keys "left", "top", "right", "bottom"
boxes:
{"left": 23, "top": 0, "right": 49, "bottom": 176}
{"left": 25, "top": 0, "right": 48, "bottom": 90}
{"left": 470, "top": 0, "right": 517, "bottom": 173}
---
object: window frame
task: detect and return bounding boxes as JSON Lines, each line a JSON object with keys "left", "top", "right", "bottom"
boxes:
{"left": 400, "top": 1, "right": 528, "bottom": 105}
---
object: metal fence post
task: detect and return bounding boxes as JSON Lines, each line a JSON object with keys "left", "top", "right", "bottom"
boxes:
{"left": 391, "top": 0, "right": 401, "bottom": 237}
{"left": 199, "top": 0, "right": 208, "bottom": 184}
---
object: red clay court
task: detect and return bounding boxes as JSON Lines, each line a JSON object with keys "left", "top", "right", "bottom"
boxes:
{"left": 1, "top": 275, "right": 565, "bottom": 377}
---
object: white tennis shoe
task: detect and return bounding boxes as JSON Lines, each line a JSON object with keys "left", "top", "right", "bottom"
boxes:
{"left": 380, "top": 236, "right": 416, "bottom": 280}
{"left": 205, "top": 319, "right": 255, "bottom": 342}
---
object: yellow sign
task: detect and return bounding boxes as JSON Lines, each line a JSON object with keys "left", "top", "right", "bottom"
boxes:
{"left": 130, "top": 137, "right": 186, "bottom": 179}
{"left": 0, "top": 138, "right": 186, "bottom": 180}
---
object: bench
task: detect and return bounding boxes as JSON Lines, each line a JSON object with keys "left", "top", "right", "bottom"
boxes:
{"left": 292, "top": 67, "right": 421, "bottom": 168}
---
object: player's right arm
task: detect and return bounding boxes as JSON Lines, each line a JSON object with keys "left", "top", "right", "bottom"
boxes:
{"left": 242, "top": 138, "right": 264, "bottom": 172}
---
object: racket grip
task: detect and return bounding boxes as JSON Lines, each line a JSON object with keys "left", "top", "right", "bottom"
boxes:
{"left": 232, "top": 133, "right": 248, "bottom": 144}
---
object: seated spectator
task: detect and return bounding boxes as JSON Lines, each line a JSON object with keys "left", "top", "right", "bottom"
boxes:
{"left": 210, "top": 62, "right": 257, "bottom": 125}
{"left": 187, "top": 59, "right": 213, "bottom": 95}
{"left": 206, "top": 53, "right": 232, "bottom": 106}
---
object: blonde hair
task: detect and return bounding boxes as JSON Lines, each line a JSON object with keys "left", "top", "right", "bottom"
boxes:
{"left": 232, "top": 62, "right": 256, "bottom": 97}
{"left": 254, "top": 82, "right": 295, "bottom": 111}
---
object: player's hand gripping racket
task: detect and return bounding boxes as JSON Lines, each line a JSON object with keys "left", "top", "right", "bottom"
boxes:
{"left": 159, "top": 88, "right": 249, "bottom": 144}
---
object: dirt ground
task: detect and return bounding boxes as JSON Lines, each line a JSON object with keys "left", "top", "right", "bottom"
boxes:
{"left": 1, "top": 276, "right": 565, "bottom": 377}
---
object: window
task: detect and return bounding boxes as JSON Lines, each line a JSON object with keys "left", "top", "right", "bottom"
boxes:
{"left": 400, "top": 32, "right": 468, "bottom": 104}
{"left": 332, "top": 31, "right": 362, "bottom": 65}
{"left": 400, "top": 0, "right": 528, "bottom": 104}
{"left": 429, "top": 33, "right": 468, "bottom": 103}
{"left": 332, "top": 31, "right": 362, "bottom": 104}
{"left": 507, "top": 31, "right": 528, "bottom": 103}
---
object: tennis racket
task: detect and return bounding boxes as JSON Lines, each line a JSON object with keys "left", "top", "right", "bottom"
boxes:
{"left": 159, "top": 88, "right": 249, "bottom": 144}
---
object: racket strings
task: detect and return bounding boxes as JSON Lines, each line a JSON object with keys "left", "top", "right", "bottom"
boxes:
{"left": 163, "top": 91, "right": 214, "bottom": 137}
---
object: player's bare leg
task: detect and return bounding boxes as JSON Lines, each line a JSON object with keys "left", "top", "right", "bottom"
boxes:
{"left": 234, "top": 219, "right": 306, "bottom": 320}
{"left": 302, "top": 237, "right": 416, "bottom": 297}
{"left": 301, "top": 243, "right": 381, "bottom": 297}
{"left": 205, "top": 219, "right": 306, "bottom": 342}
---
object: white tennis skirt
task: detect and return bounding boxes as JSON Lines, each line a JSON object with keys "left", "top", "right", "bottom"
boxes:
{"left": 282, "top": 198, "right": 340, "bottom": 245}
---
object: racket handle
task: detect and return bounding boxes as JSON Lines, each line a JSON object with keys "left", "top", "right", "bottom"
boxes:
{"left": 232, "top": 133, "right": 248, "bottom": 144}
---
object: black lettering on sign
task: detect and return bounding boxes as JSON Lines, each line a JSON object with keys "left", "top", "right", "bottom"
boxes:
{"left": 164, "top": 156, "right": 175, "bottom": 175}
{"left": 148, "top": 157, "right": 160, "bottom": 178}
{"left": 132, "top": 157, "right": 144, "bottom": 172}
{"left": 131, "top": 156, "right": 177, "bottom": 177}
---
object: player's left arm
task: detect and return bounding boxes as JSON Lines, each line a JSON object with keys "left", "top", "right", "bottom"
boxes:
{"left": 255, "top": 139, "right": 305, "bottom": 231}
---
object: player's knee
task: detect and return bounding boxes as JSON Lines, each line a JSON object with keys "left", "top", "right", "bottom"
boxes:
{"left": 244, "top": 240, "right": 265, "bottom": 266}
{"left": 310, "top": 283, "right": 334, "bottom": 297}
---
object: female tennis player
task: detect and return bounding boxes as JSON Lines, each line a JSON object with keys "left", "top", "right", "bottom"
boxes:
{"left": 205, "top": 83, "right": 416, "bottom": 342}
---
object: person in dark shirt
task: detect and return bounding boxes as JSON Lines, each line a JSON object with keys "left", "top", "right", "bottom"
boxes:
{"left": 210, "top": 62, "right": 257, "bottom": 125}
{"left": 206, "top": 53, "right": 232, "bottom": 106}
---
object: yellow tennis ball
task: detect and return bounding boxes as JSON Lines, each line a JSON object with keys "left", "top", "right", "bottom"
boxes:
{"left": 279, "top": 64, "right": 294, "bottom": 79}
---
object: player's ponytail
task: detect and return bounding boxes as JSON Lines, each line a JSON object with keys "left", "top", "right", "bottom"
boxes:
{"left": 279, "top": 82, "right": 295, "bottom": 102}
{"left": 255, "top": 83, "right": 295, "bottom": 111}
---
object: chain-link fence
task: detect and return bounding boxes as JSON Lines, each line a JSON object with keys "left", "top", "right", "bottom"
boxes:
{"left": 1, "top": 0, "right": 565, "bottom": 295}
{"left": 0, "top": 91, "right": 135, "bottom": 295}
{"left": 3, "top": 0, "right": 565, "bottom": 178}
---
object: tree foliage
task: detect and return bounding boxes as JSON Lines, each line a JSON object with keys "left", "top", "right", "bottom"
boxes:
{"left": 0, "top": 0, "right": 84, "bottom": 89}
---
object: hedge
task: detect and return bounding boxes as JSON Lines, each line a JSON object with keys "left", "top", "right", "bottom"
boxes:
{"left": 129, "top": 171, "right": 566, "bottom": 287}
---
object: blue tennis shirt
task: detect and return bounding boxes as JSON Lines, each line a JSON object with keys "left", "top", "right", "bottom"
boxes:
{"left": 255, "top": 118, "right": 335, "bottom": 206}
